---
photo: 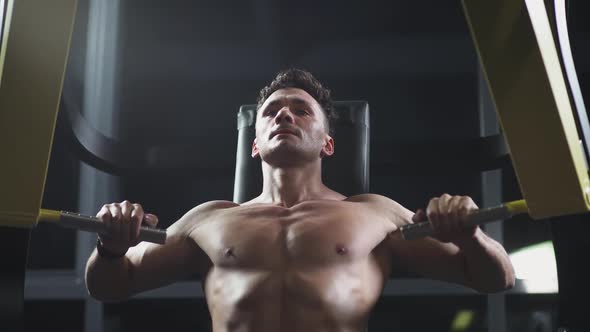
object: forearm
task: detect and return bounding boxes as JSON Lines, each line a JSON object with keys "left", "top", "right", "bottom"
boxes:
{"left": 85, "top": 249, "right": 134, "bottom": 302}
{"left": 456, "top": 228, "right": 516, "bottom": 293}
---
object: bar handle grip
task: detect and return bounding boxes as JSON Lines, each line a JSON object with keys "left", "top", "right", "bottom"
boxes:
{"left": 57, "top": 211, "right": 167, "bottom": 244}
{"left": 400, "top": 204, "right": 513, "bottom": 240}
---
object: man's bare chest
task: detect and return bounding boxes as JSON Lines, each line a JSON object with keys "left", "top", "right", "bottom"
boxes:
{"left": 195, "top": 201, "right": 389, "bottom": 269}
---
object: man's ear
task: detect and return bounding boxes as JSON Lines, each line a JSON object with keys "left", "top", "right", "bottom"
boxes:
{"left": 251, "top": 138, "right": 260, "bottom": 158}
{"left": 320, "top": 135, "right": 334, "bottom": 158}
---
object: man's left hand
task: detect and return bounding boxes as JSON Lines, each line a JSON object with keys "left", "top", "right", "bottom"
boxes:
{"left": 412, "top": 193, "right": 479, "bottom": 244}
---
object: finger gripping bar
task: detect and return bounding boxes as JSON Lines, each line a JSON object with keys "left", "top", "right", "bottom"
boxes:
{"left": 400, "top": 205, "right": 512, "bottom": 240}
{"left": 59, "top": 211, "right": 167, "bottom": 244}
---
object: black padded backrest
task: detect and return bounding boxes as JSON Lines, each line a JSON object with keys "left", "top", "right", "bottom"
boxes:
{"left": 233, "top": 101, "right": 370, "bottom": 203}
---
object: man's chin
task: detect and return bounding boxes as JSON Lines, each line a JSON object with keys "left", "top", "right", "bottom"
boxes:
{"left": 261, "top": 146, "right": 312, "bottom": 167}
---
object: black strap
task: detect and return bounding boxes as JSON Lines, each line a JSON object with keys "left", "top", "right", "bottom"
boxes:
{"left": 96, "top": 238, "right": 126, "bottom": 259}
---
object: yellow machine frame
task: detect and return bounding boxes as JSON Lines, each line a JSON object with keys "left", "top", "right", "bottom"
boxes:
{"left": 462, "top": 0, "right": 590, "bottom": 219}
{"left": 0, "top": 0, "right": 78, "bottom": 228}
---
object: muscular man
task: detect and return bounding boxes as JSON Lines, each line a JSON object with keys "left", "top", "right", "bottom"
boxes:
{"left": 85, "top": 69, "right": 515, "bottom": 331}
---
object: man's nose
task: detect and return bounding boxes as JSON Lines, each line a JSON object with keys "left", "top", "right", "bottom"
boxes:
{"left": 274, "top": 108, "right": 294, "bottom": 124}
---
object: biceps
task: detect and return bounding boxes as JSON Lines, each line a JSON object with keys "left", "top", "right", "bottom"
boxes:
{"left": 126, "top": 234, "right": 207, "bottom": 294}
{"left": 389, "top": 238, "right": 467, "bottom": 284}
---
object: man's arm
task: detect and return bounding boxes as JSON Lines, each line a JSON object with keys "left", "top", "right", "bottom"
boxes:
{"left": 367, "top": 194, "right": 515, "bottom": 293}
{"left": 389, "top": 227, "right": 515, "bottom": 293}
{"left": 85, "top": 200, "right": 235, "bottom": 302}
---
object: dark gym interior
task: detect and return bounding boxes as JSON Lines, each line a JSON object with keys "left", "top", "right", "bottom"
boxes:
{"left": 5, "top": 0, "right": 590, "bottom": 331}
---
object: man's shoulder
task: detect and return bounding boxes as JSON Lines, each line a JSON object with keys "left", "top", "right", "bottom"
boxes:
{"left": 345, "top": 193, "right": 412, "bottom": 216}
{"left": 345, "top": 193, "right": 401, "bottom": 206}
{"left": 180, "top": 200, "right": 238, "bottom": 224}
{"left": 346, "top": 194, "right": 415, "bottom": 230}
{"left": 189, "top": 200, "right": 239, "bottom": 215}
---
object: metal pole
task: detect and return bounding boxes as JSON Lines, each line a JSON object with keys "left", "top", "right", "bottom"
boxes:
{"left": 77, "top": 0, "right": 122, "bottom": 331}
{"left": 478, "top": 66, "right": 507, "bottom": 332}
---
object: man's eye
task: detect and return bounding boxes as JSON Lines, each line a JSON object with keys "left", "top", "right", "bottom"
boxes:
{"left": 296, "top": 109, "right": 308, "bottom": 115}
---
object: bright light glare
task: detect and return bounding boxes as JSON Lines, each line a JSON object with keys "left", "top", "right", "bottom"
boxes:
{"left": 509, "top": 241, "right": 558, "bottom": 293}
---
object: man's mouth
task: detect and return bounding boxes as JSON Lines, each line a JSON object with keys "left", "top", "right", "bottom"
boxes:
{"left": 270, "top": 129, "right": 298, "bottom": 139}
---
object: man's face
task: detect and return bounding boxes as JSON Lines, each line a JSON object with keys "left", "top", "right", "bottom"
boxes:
{"left": 252, "top": 87, "right": 334, "bottom": 167}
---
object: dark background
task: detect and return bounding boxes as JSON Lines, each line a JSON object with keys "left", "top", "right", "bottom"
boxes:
{"left": 23, "top": 0, "right": 590, "bottom": 331}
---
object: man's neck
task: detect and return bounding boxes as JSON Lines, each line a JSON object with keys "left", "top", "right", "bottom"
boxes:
{"left": 260, "top": 161, "right": 325, "bottom": 207}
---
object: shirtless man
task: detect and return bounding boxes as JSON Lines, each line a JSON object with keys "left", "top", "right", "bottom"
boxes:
{"left": 85, "top": 69, "right": 515, "bottom": 332}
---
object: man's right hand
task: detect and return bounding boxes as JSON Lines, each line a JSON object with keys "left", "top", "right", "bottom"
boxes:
{"left": 96, "top": 200, "right": 159, "bottom": 256}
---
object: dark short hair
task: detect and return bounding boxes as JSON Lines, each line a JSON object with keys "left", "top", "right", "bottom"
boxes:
{"left": 257, "top": 69, "right": 337, "bottom": 136}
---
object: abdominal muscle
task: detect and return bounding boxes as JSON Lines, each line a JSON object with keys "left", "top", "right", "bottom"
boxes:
{"left": 204, "top": 255, "right": 388, "bottom": 332}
